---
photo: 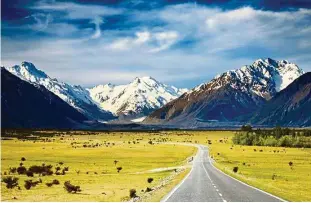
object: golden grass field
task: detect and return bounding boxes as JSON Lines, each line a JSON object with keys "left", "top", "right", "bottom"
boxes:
{"left": 1, "top": 130, "right": 311, "bottom": 202}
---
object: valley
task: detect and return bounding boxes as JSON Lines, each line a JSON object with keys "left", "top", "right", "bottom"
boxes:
{"left": 2, "top": 130, "right": 311, "bottom": 202}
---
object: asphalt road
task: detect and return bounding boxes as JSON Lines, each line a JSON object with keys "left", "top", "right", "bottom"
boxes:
{"left": 162, "top": 144, "right": 284, "bottom": 202}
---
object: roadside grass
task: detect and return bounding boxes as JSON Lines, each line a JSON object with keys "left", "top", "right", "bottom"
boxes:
{"left": 1, "top": 133, "right": 196, "bottom": 201}
{"left": 206, "top": 132, "right": 311, "bottom": 202}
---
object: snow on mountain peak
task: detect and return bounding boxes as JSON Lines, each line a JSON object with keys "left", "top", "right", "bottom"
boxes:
{"left": 88, "top": 76, "right": 188, "bottom": 117}
{"left": 189, "top": 58, "right": 304, "bottom": 100}
{"left": 5, "top": 62, "right": 113, "bottom": 120}
{"left": 7, "top": 61, "right": 48, "bottom": 83}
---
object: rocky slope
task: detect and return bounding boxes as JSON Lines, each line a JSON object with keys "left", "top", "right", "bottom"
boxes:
{"left": 1, "top": 68, "right": 87, "bottom": 128}
{"left": 251, "top": 72, "right": 311, "bottom": 127}
{"left": 88, "top": 76, "right": 187, "bottom": 118}
{"left": 145, "top": 58, "right": 304, "bottom": 126}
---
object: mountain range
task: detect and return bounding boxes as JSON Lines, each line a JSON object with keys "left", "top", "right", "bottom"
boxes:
{"left": 144, "top": 58, "right": 305, "bottom": 126}
{"left": 1, "top": 68, "right": 87, "bottom": 128}
{"left": 88, "top": 76, "right": 187, "bottom": 119}
{"left": 2, "top": 58, "right": 310, "bottom": 128}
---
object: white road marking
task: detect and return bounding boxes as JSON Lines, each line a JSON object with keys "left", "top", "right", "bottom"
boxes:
{"left": 219, "top": 193, "right": 223, "bottom": 197}
{"left": 223, "top": 199, "right": 227, "bottom": 202}
{"left": 216, "top": 189, "right": 219, "bottom": 192}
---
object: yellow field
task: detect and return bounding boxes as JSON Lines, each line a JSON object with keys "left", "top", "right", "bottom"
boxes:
{"left": 1, "top": 132, "right": 196, "bottom": 202}
{"left": 1, "top": 130, "right": 311, "bottom": 202}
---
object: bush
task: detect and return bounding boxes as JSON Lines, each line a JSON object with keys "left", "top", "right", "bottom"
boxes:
{"left": 233, "top": 167, "right": 239, "bottom": 173}
{"left": 46, "top": 183, "right": 53, "bottom": 187}
{"left": 52, "top": 179, "right": 60, "bottom": 185}
{"left": 17, "top": 166, "right": 27, "bottom": 175}
{"left": 28, "top": 164, "right": 53, "bottom": 175}
{"left": 145, "top": 187, "right": 152, "bottom": 192}
{"left": 26, "top": 171, "right": 34, "bottom": 177}
{"left": 147, "top": 178, "right": 154, "bottom": 183}
{"left": 24, "top": 180, "right": 40, "bottom": 190}
{"left": 64, "top": 181, "right": 81, "bottom": 193}
{"left": 21, "top": 157, "right": 26, "bottom": 161}
{"left": 2, "top": 176, "right": 19, "bottom": 189}
{"left": 289, "top": 161, "right": 293, "bottom": 167}
{"left": 117, "top": 167, "right": 122, "bottom": 173}
{"left": 9, "top": 167, "right": 17, "bottom": 174}
{"left": 129, "top": 189, "right": 137, "bottom": 198}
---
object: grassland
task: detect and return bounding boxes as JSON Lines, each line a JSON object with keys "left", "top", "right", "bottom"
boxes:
{"left": 1, "top": 130, "right": 311, "bottom": 202}
{"left": 1, "top": 132, "right": 196, "bottom": 202}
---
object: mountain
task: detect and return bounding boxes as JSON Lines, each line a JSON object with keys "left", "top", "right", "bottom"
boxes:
{"left": 1, "top": 68, "right": 87, "bottom": 128}
{"left": 145, "top": 58, "right": 304, "bottom": 126}
{"left": 251, "top": 72, "right": 311, "bottom": 127}
{"left": 5, "top": 62, "right": 115, "bottom": 121}
{"left": 88, "top": 76, "right": 188, "bottom": 118}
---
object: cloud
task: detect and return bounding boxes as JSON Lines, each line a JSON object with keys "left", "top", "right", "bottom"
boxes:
{"left": 32, "top": 1, "right": 124, "bottom": 20}
{"left": 2, "top": 2, "right": 311, "bottom": 88}
{"left": 108, "top": 30, "right": 179, "bottom": 52}
{"left": 149, "top": 31, "right": 179, "bottom": 53}
{"left": 91, "top": 17, "right": 104, "bottom": 39}
{"left": 26, "top": 13, "right": 53, "bottom": 31}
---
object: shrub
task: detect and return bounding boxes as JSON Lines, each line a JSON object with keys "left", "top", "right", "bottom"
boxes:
{"left": 129, "top": 189, "right": 137, "bottom": 198}
{"left": 56, "top": 166, "right": 61, "bottom": 171}
{"left": 64, "top": 181, "right": 81, "bottom": 193}
{"left": 59, "top": 162, "right": 64, "bottom": 165}
{"left": 28, "top": 164, "right": 53, "bottom": 175}
{"left": 148, "top": 140, "right": 153, "bottom": 145}
{"left": 26, "top": 171, "right": 34, "bottom": 177}
{"left": 289, "top": 161, "right": 293, "bottom": 167}
{"left": 9, "top": 167, "right": 17, "bottom": 174}
{"left": 17, "top": 166, "right": 27, "bottom": 175}
{"left": 2, "top": 176, "right": 19, "bottom": 189}
{"left": 147, "top": 178, "right": 154, "bottom": 183}
{"left": 21, "top": 157, "right": 26, "bottom": 161}
{"left": 145, "top": 187, "right": 152, "bottom": 192}
{"left": 117, "top": 167, "right": 122, "bottom": 173}
{"left": 24, "top": 180, "right": 40, "bottom": 190}
{"left": 233, "top": 166, "right": 239, "bottom": 173}
{"left": 114, "top": 160, "right": 118, "bottom": 165}
{"left": 46, "top": 183, "right": 53, "bottom": 187}
{"left": 52, "top": 179, "right": 60, "bottom": 185}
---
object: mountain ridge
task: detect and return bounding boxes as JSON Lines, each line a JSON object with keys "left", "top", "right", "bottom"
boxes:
{"left": 88, "top": 76, "right": 188, "bottom": 118}
{"left": 1, "top": 68, "right": 87, "bottom": 128}
{"left": 5, "top": 62, "right": 115, "bottom": 121}
{"left": 144, "top": 58, "right": 304, "bottom": 126}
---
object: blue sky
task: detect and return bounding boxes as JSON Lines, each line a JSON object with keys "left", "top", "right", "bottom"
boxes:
{"left": 2, "top": 0, "right": 311, "bottom": 88}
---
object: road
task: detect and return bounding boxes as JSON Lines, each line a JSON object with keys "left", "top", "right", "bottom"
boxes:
{"left": 162, "top": 144, "right": 285, "bottom": 202}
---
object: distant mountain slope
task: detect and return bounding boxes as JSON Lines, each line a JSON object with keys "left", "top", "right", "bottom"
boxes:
{"left": 5, "top": 62, "right": 114, "bottom": 120}
{"left": 1, "top": 68, "right": 87, "bottom": 128}
{"left": 251, "top": 72, "right": 311, "bottom": 127}
{"left": 88, "top": 76, "right": 187, "bottom": 118}
{"left": 145, "top": 58, "right": 304, "bottom": 125}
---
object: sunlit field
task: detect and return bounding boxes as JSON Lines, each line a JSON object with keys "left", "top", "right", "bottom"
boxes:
{"left": 1, "top": 131, "right": 196, "bottom": 202}
{"left": 1, "top": 130, "right": 311, "bottom": 201}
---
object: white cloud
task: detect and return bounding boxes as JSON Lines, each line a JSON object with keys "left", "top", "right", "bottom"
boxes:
{"left": 32, "top": 1, "right": 123, "bottom": 20}
{"left": 2, "top": 3, "right": 311, "bottom": 88}
{"left": 108, "top": 30, "right": 179, "bottom": 52}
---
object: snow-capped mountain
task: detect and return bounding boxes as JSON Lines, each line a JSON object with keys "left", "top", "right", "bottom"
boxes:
{"left": 5, "top": 62, "right": 114, "bottom": 120}
{"left": 88, "top": 76, "right": 188, "bottom": 118}
{"left": 145, "top": 58, "right": 304, "bottom": 125}
{"left": 189, "top": 58, "right": 304, "bottom": 100}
